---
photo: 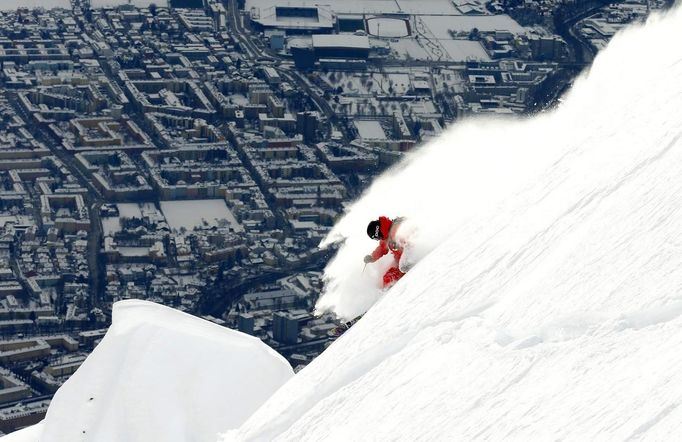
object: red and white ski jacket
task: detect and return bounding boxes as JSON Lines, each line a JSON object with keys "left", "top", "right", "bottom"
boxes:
{"left": 369, "top": 216, "right": 403, "bottom": 263}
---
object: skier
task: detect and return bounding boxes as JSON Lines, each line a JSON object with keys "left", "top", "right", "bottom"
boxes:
{"left": 364, "top": 216, "right": 406, "bottom": 288}
{"left": 330, "top": 216, "right": 408, "bottom": 338}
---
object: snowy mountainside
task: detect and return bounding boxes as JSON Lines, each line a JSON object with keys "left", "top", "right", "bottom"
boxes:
{"left": 315, "top": 5, "right": 682, "bottom": 321}
{"left": 228, "top": 6, "right": 682, "bottom": 440}
{"left": 5, "top": 300, "right": 293, "bottom": 442}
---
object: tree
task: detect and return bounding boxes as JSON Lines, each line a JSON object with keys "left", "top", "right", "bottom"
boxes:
{"left": 149, "top": 3, "right": 158, "bottom": 17}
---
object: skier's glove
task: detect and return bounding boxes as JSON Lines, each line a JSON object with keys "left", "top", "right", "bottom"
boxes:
{"left": 363, "top": 255, "right": 373, "bottom": 264}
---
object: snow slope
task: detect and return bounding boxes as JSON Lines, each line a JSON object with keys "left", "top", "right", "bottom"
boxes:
{"left": 228, "top": 6, "right": 682, "bottom": 440}
{"left": 314, "top": 7, "right": 682, "bottom": 324}
{"left": 9, "top": 300, "right": 293, "bottom": 442}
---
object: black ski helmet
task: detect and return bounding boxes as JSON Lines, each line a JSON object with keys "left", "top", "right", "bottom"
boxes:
{"left": 367, "top": 220, "right": 381, "bottom": 240}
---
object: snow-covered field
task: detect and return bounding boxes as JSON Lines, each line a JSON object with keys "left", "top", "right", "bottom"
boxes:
{"left": 160, "top": 199, "right": 244, "bottom": 233}
{"left": 388, "top": 38, "right": 491, "bottom": 62}
{"left": 103, "top": 201, "right": 241, "bottom": 238}
{"left": 440, "top": 39, "right": 492, "bottom": 61}
{"left": 367, "top": 18, "right": 410, "bottom": 37}
{"left": 117, "top": 203, "right": 144, "bottom": 219}
{"left": 420, "top": 14, "right": 525, "bottom": 37}
{"left": 354, "top": 120, "right": 387, "bottom": 140}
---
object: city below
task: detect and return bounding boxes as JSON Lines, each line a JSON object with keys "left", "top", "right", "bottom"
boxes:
{"left": 0, "top": 0, "right": 670, "bottom": 435}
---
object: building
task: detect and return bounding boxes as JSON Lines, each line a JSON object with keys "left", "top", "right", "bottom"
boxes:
{"left": 272, "top": 311, "right": 299, "bottom": 344}
{"left": 312, "top": 34, "right": 370, "bottom": 59}
{"left": 291, "top": 34, "right": 370, "bottom": 68}
{"left": 238, "top": 313, "right": 255, "bottom": 335}
{"left": 40, "top": 194, "right": 90, "bottom": 233}
{"left": 0, "top": 368, "right": 32, "bottom": 403}
{"left": 296, "top": 111, "right": 320, "bottom": 144}
{"left": 249, "top": 4, "right": 334, "bottom": 33}
{"left": 0, "top": 399, "right": 50, "bottom": 434}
